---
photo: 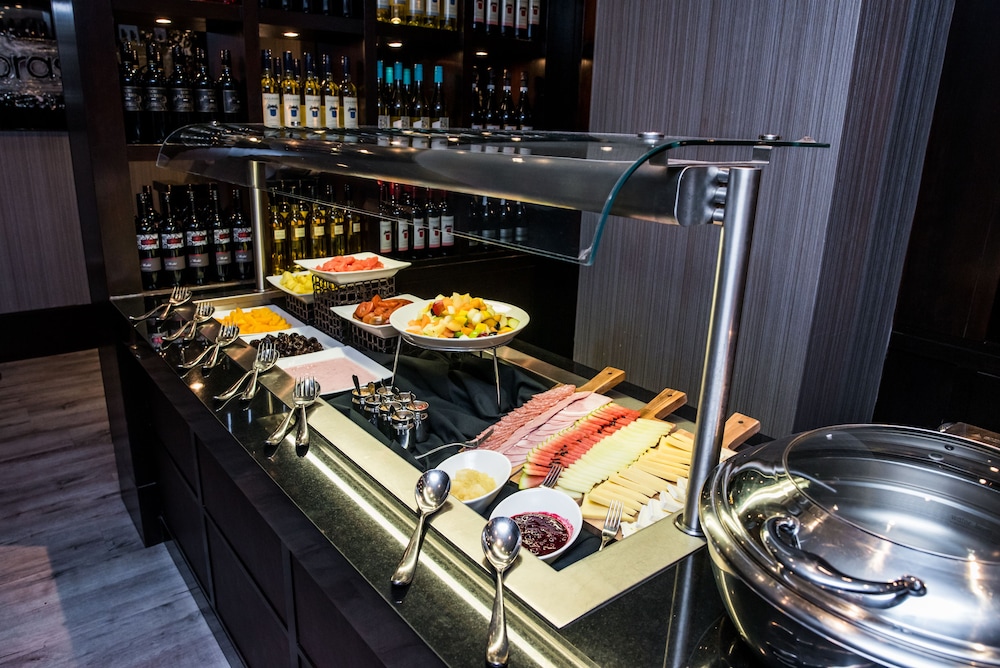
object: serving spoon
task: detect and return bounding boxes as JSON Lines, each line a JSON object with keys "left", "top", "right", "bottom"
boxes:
{"left": 390, "top": 469, "right": 451, "bottom": 587}
{"left": 483, "top": 516, "right": 521, "bottom": 668}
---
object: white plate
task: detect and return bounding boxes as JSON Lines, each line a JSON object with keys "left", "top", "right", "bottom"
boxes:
{"left": 214, "top": 304, "right": 306, "bottom": 336}
{"left": 276, "top": 346, "right": 392, "bottom": 395}
{"left": 241, "top": 326, "right": 342, "bottom": 351}
{"left": 266, "top": 272, "right": 314, "bottom": 304}
{"left": 330, "top": 294, "right": 422, "bottom": 339}
{"left": 489, "top": 487, "right": 583, "bottom": 562}
{"left": 297, "top": 253, "right": 411, "bottom": 286}
{"left": 388, "top": 298, "right": 530, "bottom": 351}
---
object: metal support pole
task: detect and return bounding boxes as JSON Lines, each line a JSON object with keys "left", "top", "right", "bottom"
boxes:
{"left": 249, "top": 160, "right": 269, "bottom": 293}
{"left": 676, "top": 167, "right": 762, "bottom": 536}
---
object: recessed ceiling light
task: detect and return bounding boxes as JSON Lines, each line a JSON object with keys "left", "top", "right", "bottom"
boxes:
{"left": 283, "top": 31, "right": 299, "bottom": 38}
{"left": 387, "top": 40, "right": 403, "bottom": 48}
{"left": 154, "top": 17, "right": 172, "bottom": 24}
{"left": 475, "top": 50, "right": 488, "bottom": 57}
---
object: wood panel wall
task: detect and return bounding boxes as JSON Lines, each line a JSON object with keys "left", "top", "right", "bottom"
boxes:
{"left": 0, "top": 132, "right": 91, "bottom": 313}
{"left": 576, "top": 0, "right": 953, "bottom": 436}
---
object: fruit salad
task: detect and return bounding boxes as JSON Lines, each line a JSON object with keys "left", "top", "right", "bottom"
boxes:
{"left": 406, "top": 293, "right": 520, "bottom": 339}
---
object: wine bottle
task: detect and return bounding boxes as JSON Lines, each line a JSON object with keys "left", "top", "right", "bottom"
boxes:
{"left": 515, "top": 0, "right": 529, "bottom": 39}
{"left": 501, "top": 0, "right": 515, "bottom": 37}
{"left": 426, "top": 0, "right": 441, "bottom": 28}
{"left": 230, "top": 188, "right": 254, "bottom": 280}
{"left": 269, "top": 191, "right": 289, "bottom": 274}
{"left": 303, "top": 53, "right": 323, "bottom": 129}
{"left": 120, "top": 44, "right": 143, "bottom": 143}
{"left": 407, "top": 0, "right": 424, "bottom": 26}
{"left": 483, "top": 68, "right": 500, "bottom": 130}
{"left": 288, "top": 183, "right": 308, "bottom": 266}
{"left": 497, "top": 197, "right": 512, "bottom": 242}
{"left": 135, "top": 187, "right": 162, "bottom": 290}
{"left": 260, "top": 49, "right": 281, "bottom": 128}
{"left": 217, "top": 49, "right": 242, "bottom": 123}
{"left": 425, "top": 188, "right": 441, "bottom": 255}
{"left": 305, "top": 184, "right": 329, "bottom": 257}
{"left": 320, "top": 54, "right": 340, "bottom": 129}
{"left": 391, "top": 67, "right": 411, "bottom": 129}
{"left": 205, "top": 184, "right": 232, "bottom": 282}
{"left": 528, "top": 0, "right": 541, "bottom": 39}
{"left": 142, "top": 43, "right": 168, "bottom": 143}
{"left": 159, "top": 187, "right": 187, "bottom": 287}
{"left": 380, "top": 66, "right": 395, "bottom": 129}
{"left": 410, "top": 187, "right": 426, "bottom": 258}
{"left": 499, "top": 69, "right": 516, "bottom": 130}
{"left": 167, "top": 46, "right": 194, "bottom": 132}
{"left": 429, "top": 65, "right": 449, "bottom": 129}
{"left": 486, "top": 0, "right": 500, "bottom": 34}
{"left": 192, "top": 48, "right": 218, "bottom": 124}
{"left": 377, "top": 0, "right": 391, "bottom": 22}
{"left": 326, "top": 185, "right": 345, "bottom": 256}
{"left": 515, "top": 70, "right": 533, "bottom": 129}
{"left": 344, "top": 184, "right": 363, "bottom": 253}
{"left": 377, "top": 182, "right": 394, "bottom": 255}
{"left": 469, "top": 70, "right": 483, "bottom": 130}
{"left": 281, "top": 51, "right": 302, "bottom": 128}
{"left": 480, "top": 195, "right": 498, "bottom": 241}
{"left": 411, "top": 64, "right": 429, "bottom": 129}
{"left": 184, "top": 186, "right": 210, "bottom": 285}
{"left": 466, "top": 195, "right": 482, "bottom": 251}
{"left": 391, "top": 183, "right": 410, "bottom": 257}
{"left": 439, "top": 191, "right": 455, "bottom": 254}
{"left": 391, "top": 0, "right": 406, "bottom": 23}
{"left": 472, "top": 0, "right": 485, "bottom": 31}
{"left": 339, "top": 55, "right": 359, "bottom": 129}
{"left": 442, "top": 0, "right": 458, "bottom": 30}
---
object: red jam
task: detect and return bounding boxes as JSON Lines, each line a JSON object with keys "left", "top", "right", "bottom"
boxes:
{"left": 511, "top": 511, "right": 571, "bottom": 557}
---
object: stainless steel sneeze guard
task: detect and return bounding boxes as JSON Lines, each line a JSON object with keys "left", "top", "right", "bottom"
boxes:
{"left": 154, "top": 125, "right": 829, "bottom": 612}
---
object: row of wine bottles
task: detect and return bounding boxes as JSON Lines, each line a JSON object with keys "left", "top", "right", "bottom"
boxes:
{"left": 120, "top": 43, "right": 243, "bottom": 144}
{"left": 375, "top": 60, "right": 450, "bottom": 129}
{"left": 260, "top": 49, "right": 359, "bottom": 130}
{"left": 135, "top": 182, "right": 254, "bottom": 290}
{"left": 374, "top": 0, "right": 542, "bottom": 40}
{"left": 258, "top": 0, "right": 355, "bottom": 15}
{"left": 468, "top": 65, "right": 532, "bottom": 130}
{"left": 268, "top": 182, "right": 367, "bottom": 274}
{"left": 375, "top": 0, "right": 459, "bottom": 30}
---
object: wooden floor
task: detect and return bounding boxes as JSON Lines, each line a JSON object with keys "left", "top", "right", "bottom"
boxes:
{"left": 0, "top": 350, "right": 232, "bottom": 667}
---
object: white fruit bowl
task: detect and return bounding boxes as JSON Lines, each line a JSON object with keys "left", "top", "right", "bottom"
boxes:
{"left": 436, "top": 450, "right": 511, "bottom": 513}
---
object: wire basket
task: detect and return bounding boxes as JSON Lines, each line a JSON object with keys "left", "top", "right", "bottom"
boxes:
{"left": 312, "top": 274, "right": 397, "bottom": 343}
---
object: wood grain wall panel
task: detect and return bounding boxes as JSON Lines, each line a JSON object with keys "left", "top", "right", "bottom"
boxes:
{"left": 577, "top": 1, "right": 951, "bottom": 436}
{"left": 0, "top": 132, "right": 90, "bottom": 313}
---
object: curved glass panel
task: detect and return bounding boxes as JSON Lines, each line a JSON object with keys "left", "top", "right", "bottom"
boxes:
{"left": 159, "top": 124, "right": 828, "bottom": 265}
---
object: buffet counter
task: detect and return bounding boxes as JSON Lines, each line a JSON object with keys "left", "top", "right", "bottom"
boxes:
{"left": 105, "top": 288, "right": 765, "bottom": 668}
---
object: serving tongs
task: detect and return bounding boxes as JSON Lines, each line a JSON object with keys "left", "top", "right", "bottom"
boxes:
{"left": 265, "top": 376, "right": 321, "bottom": 451}
{"left": 178, "top": 324, "right": 240, "bottom": 371}
{"left": 213, "top": 341, "right": 279, "bottom": 402}
{"left": 128, "top": 286, "right": 192, "bottom": 322}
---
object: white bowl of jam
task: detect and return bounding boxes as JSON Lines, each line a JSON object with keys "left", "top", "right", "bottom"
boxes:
{"left": 489, "top": 487, "right": 583, "bottom": 562}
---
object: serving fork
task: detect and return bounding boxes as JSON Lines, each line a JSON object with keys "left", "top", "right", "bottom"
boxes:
{"left": 266, "top": 376, "right": 320, "bottom": 447}
{"left": 540, "top": 463, "right": 563, "bottom": 488}
{"left": 129, "top": 286, "right": 191, "bottom": 322}
{"left": 412, "top": 428, "right": 495, "bottom": 461}
{"left": 214, "top": 341, "right": 279, "bottom": 402}
{"left": 178, "top": 323, "right": 239, "bottom": 370}
{"left": 163, "top": 302, "right": 215, "bottom": 343}
{"left": 599, "top": 499, "right": 623, "bottom": 552}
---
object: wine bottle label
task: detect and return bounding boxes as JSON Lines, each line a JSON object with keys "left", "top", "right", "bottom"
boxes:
{"left": 313, "top": 224, "right": 327, "bottom": 237}
{"left": 342, "top": 97, "right": 359, "bottom": 128}
{"left": 412, "top": 217, "right": 426, "bottom": 249}
{"left": 503, "top": 0, "right": 515, "bottom": 29}
{"left": 432, "top": 116, "right": 449, "bottom": 130}
{"left": 235, "top": 249, "right": 251, "bottom": 263}
{"left": 333, "top": 223, "right": 344, "bottom": 235}
{"left": 325, "top": 100, "right": 341, "bottom": 128}
{"left": 409, "top": 0, "right": 423, "bottom": 14}
{"left": 499, "top": 226, "right": 512, "bottom": 242}
{"left": 196, "top": 90, "right": 218, "bottom": 113}
{"left": 233, "top": 227, "right": 252, "bottom": 242}
{"left": 428, "top": 217, "right": 441, "bottom": 248}
{"left": 161, "top": 232, "right": 184, "bottom": 249}
{"left": 445, "top": 0, "right": 457, "bottom": 19}
{"left": 474, "top": 0, "right": 485, "bottom": 24}
{"left": 140, "top": 256, "right": 162, "bottom": 272}
{"left": 123, "top": 85, "right": 142, "bottom": 112}
{"left": 396, "top": 222, "right": 409, "bottom": 251}
{"left": 136, "top": 233, "right": 160, "bottom": 251}
{"left": 378, "top": 114, "right": 391, "bottom": 129}
{"left": 378, "top": 219, "right": 393, "bottom": 254}
{"left": 262, "top": 93, "right": 281, "bottom": 128}
{"left": 164, "top": 255, "right": 186, "bottom": 271}
{"left": 352, "top": 221, "right": 361, "bottom": 233}
{"left": 516, "top": 0, "right": 528, "bottom": 30}
{"left": 147, "top": 86, "right": 168, "bottom": 112}
{"left": 441, "top": 214, "right": 455, "bottom": 246}
{"left": 305, "top": 94, "right": 323, "bottom": 128}
{"left": 529, "top": 0, "right": 540, "bottom": 26}
{"left": 222, "top": 90, "right": 241, "bottom": 114}
{"left": 212, "top": 229, "right": 231, "bottom": 244}
{"left": 283, "top": 99, "right": 302, "bottom": 127}
{"left": 487, "top": 0, "right": 499, "bottom": 26}
{"left": 171, "top": 88, "right": 193, "bottom": 112}
{"left": 273, "top": 228, "right": 287, "bottom": 240}
{"left": 186, "top": 230, "right": 208, "bottom": 246}
{"left": 215, "top": 250, "right": 232, "bottom": 265}
{"left": 392, "top": 116, "right": 412, "bottom": 129}
{"left": 294, "top": 226, "right": 306, "bottom": 239}
{"left": 189, "top": 251, "right": 209, "bottom": 267}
